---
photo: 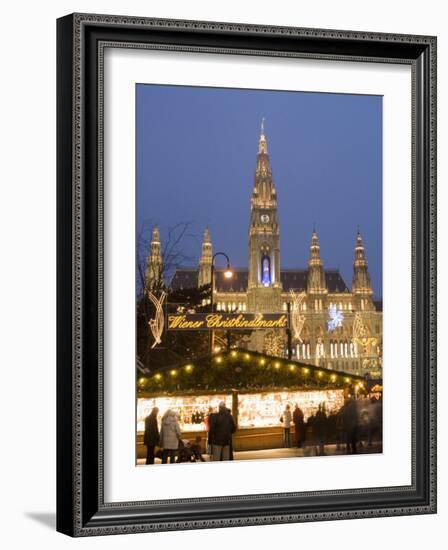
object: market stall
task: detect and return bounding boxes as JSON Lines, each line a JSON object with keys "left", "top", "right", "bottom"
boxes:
{"left": 136, "top": 348, "right": 366, "bottom": 455}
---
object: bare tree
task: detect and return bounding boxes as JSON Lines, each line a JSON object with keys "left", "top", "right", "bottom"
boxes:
{"left": 136, "top": 220, "right": 209, "bottom": 370}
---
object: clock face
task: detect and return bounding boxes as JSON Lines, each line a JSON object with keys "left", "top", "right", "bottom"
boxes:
{"left": 260, "top": 214, "right": 270, "bottom": 224}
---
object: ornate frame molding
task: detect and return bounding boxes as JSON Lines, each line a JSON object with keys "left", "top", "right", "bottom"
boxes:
{"left": 57, "top": 13, "right": 437, "bottom": 536}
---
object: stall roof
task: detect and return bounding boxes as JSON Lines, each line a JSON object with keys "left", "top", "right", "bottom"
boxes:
{"left": 138, "top": 348, "right": 366, "bottom": 395}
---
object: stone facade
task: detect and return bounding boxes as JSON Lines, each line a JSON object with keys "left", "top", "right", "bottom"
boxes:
{"left": 158, "top": 123, "right": 382, "bottom": 377}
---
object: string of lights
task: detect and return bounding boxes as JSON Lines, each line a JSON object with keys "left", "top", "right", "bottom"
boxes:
{"left": 138, "top": 348, "right": 366, "bottom": 394}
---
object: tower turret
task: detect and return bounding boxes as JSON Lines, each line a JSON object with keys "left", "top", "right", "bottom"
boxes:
{"left": 352, "top": 231, "right": 373, "bottom": 308}
{"left": 198, "top": 227, "right": 213, "bottom": 287}
{"left": 307, "top": 229, "right": 327, "bottom": 294}
{"left": 145, "top": 225, "right": 163, "bottom": 290}
{"left": 247, "top": 118, "right": 282, "bottom": 313}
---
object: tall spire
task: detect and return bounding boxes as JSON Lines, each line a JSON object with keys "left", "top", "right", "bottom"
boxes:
{"left": 252, "top": 118, "right": 276, "bottom": 208}
{"left": 352, "top": 231, "right": 373, "bottom": 297}
{"left": 145, "top": 225, "right": 163, "bottom": 290}
{"left": 258, "top": 117, "right": 268, "bottom": 154}
{"left": 307, "top": 230, "right": 327, "bottom": 294}
{"left": 198, "top": 226, "right": 213, "bottom": 287}
{"left": 247, "top": 119, "right": 281, "bottom": 306}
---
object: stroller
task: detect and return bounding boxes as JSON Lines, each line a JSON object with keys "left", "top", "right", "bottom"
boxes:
{"left": 177, "top": 438, "right": 205, "bottom": 463}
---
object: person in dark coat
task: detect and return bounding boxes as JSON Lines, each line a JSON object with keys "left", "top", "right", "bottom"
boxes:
{"left": 209, "top": 401, "right": 236, "bottom": 461}
{"left": 293, "top": 404, "right": 305, "bottom": 448}
{"left": 144, "top": 407, "right": 159, "bottom": 464}
{"left": 343, "top": 396, "right": 359, "bottom": 454}
{"left": 204, "top": 406, "right": 214, "bottom": 456}
{"left": 314, "top": 404, "right": 328, "bottom": 456}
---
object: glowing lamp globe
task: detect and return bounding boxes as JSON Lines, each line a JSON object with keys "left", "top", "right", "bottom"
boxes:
{"left": 224, "top": 269, "right": 233, "bottom": 279}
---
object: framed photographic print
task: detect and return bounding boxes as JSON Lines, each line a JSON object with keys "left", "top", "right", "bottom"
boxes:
{"left": 56, "top": 13, "right": 437, "bottom": 536}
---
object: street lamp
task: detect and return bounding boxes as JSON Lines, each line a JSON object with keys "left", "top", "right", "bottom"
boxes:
{"left": 210, "top": 252, "right": 233, "bottom": 352}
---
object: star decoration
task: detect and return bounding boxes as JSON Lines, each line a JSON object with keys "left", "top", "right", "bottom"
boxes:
{"left": 327, "top": 305, "right": 344, "bottom": 332}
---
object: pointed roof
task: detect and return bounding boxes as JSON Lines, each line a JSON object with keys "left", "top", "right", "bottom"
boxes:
{"left": 308, "top": 230, "right": 323, "bottom": 264}
{"left": 202, "top": 226, "right": 211, "bottom": 243}
{"left": 252, "top": 118, "right": 276, "bottom": 208}
{"left": 353, "top": 230, "right": 368, "bottom": 265}
{"left": 151, "top": 225, "right": 160, "bottom": 243}
{"left": 355, "top": 228, "right": 363, "bottom": 248}
{"left": 258, "top": 116, "right": 268, "bottom": 154}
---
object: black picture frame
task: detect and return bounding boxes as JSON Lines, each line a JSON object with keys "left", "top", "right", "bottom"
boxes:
{"left": 56, "top": 13, "right": 437, "bottom": 536}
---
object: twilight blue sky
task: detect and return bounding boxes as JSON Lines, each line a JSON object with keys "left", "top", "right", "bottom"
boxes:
{"left": 136, "top": 84, "right": 382, "bottom": 298}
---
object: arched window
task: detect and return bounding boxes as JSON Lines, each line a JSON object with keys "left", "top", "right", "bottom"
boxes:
{"left": 261, "top": 254, "right": 271, "bottom": 286}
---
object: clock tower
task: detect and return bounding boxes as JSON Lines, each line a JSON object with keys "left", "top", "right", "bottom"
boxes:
{"left": 247, "top": 120, "right": 282, "bottom": 313}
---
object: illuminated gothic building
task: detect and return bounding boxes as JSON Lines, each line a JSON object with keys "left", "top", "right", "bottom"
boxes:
{"left": 147, "top": 123, "right": 382, "bottom": 377}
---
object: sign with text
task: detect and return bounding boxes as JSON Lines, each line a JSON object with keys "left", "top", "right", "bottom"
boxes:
{"left": 167, "top": 313, "right": 288, "bottom": 331}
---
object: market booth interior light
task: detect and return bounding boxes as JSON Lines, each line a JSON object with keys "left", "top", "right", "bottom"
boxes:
{"left": 137, "top": 389, "right": 345, "bottom": 432}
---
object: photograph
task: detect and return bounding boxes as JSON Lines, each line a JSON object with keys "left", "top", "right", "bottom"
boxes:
{"left": 135, "top": 84, "right": 383, "bottom": 466}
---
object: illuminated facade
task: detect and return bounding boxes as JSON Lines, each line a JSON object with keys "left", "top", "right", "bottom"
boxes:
{"left": 152, "top": 123, "right": 382, "bottom": 377}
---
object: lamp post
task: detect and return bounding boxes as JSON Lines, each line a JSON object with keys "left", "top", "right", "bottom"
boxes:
{"left": 210, "top": 252, "right": 233, "bottom": 353}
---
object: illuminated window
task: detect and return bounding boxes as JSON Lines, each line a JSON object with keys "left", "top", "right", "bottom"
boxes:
{"left": 261, "top": 254, "right": 271, "bottom": 286}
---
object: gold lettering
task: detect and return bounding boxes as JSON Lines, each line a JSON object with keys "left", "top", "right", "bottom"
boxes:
{"left": 167, "top": 313, "right": 288, "bottom": 330}
{"left": 168, "top": 315, "right": 204, "bottom": 329}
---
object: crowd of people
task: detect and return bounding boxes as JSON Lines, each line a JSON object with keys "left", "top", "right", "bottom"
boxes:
{"left": 143, "top": 396, "right": 382, "bottom": 464}
{"left": 280, "top": 396, "right": 382, "bottom": 455}
{"left": 144, "top": 401, "right": 236, "bottom": 464}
